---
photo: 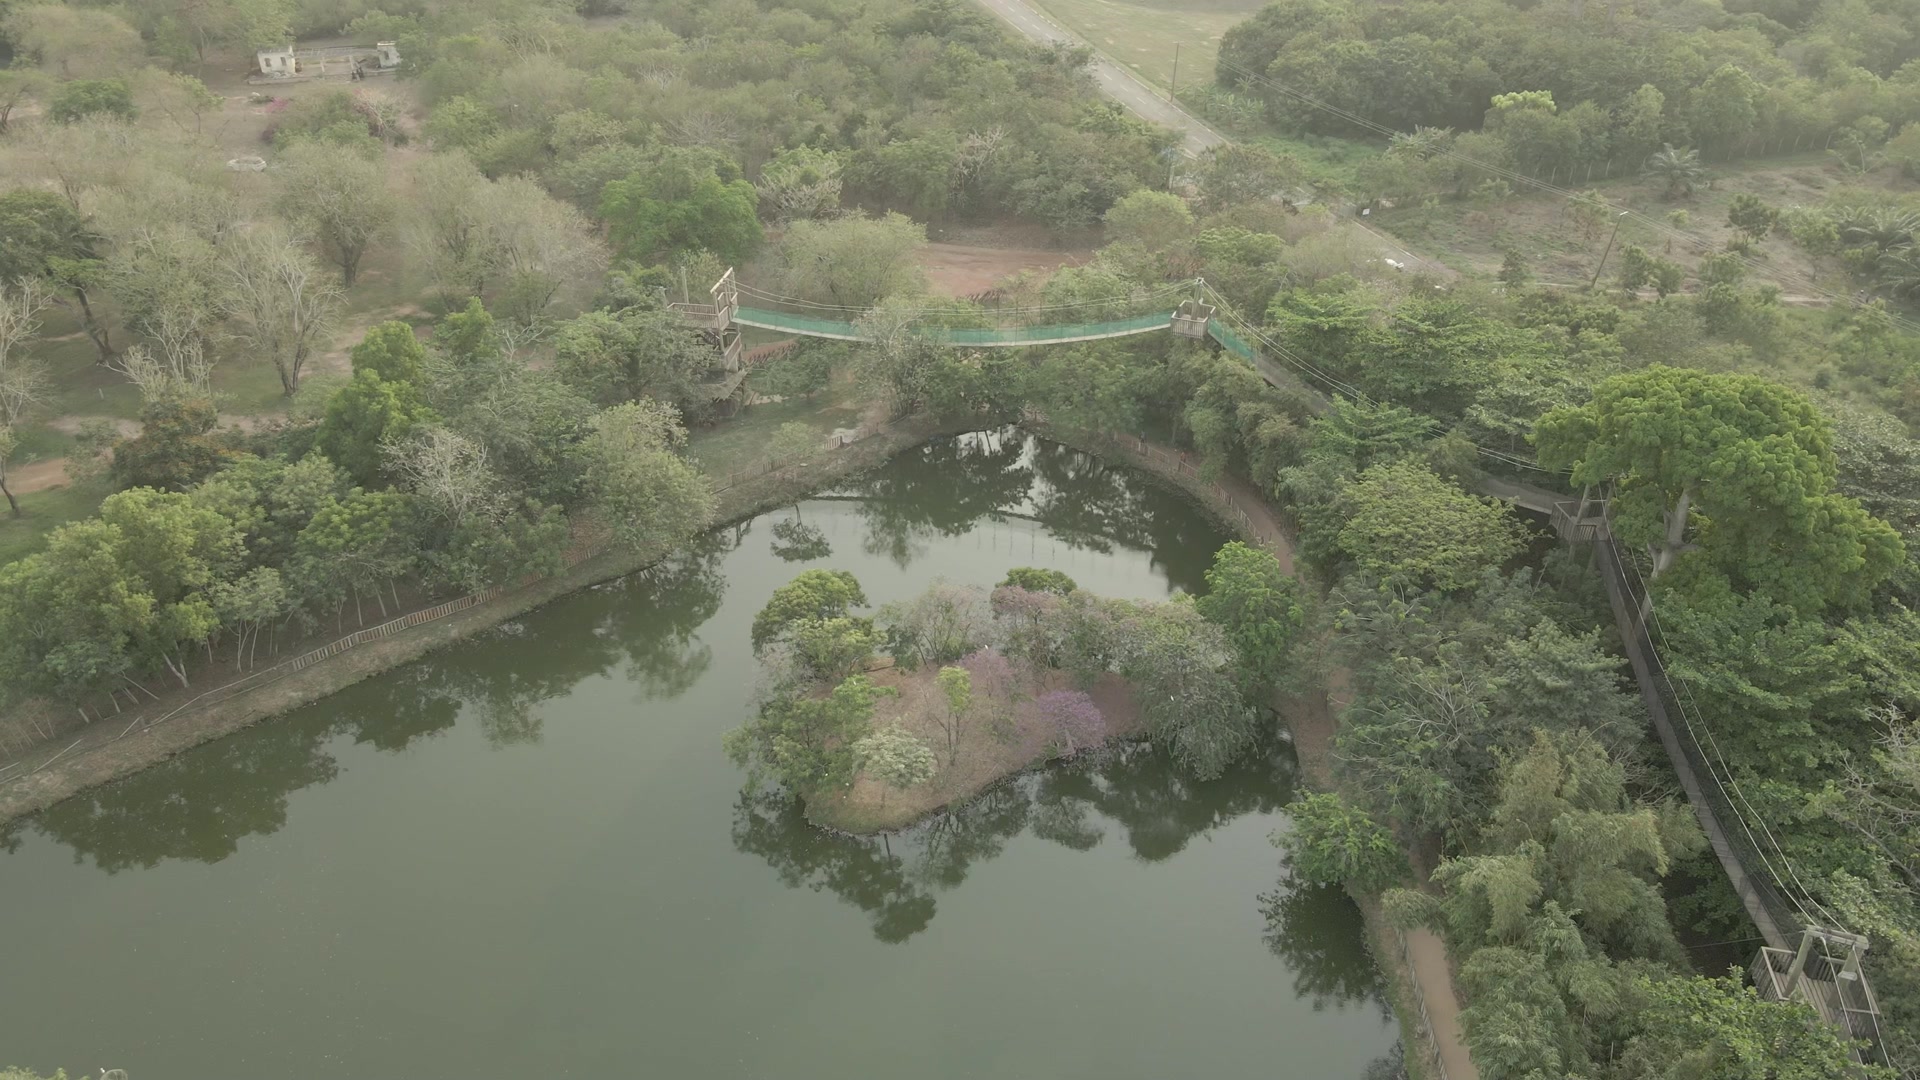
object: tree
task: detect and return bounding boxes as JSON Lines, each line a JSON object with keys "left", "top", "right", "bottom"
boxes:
{"left": 999, "top": 567, "right": 1077, "bottom": 595}
{"left": 1727, "top": 193, "right": 1780, "bottom": 244}
{"left": 552, "top": 305, "right": 718, "bottom": 413}
{"left": 1535, "top": 366, "right": 1905, "bottom": 612}
{"left": 854, "top": 724, "right": 937, "bottom": 800}
{"left": 47, "top": 79, "right": 138, "bottom": 124}
{"left": 0, "top": 69, "right": 51, "bottom": 133}
{"left": 1643, "top": 144, "right": 1705, "bottom": 199}
{"left": 405, "top": 151, "right": 496, "bottom": 303}
{"left": 221, "top": 225, "right": 343, "bottom": 396}
{"left": 0, "top": 284, "right": 53, "bottom": 515}
{"left": 878, "top": 582, "right": 994, "bottom": 668}
{"left": 111, "top": 395, "right": 237, "bottom": 491}
{"left": 766, "top": 421, "right": 821, "bottom": 469}
{"left": 1195, "top": 143, "right": 1302, "bottom": 212}
{"left": 137, "top": 70, "right": 222, "bottom": 136}
{"left": 1104, "top": 189, "right": 1195, "bottom": 253}
{"left": 1616, "top": 973, "right": 1879, "bottom": 1079}
{"left": 275, "top": 142, "right": 396, "bottom": 287}
{"left": 1120, "top": 599, "right": 1254, "bottom": 780}
{"left": 934, "top": 664, "right": 972, "bottom": 762}
{"left": 769, "top": 213, "right": 926, "bottom": 309}
{"left": 1499, "top": 249, "right": 1531, "bottom": 291}
{"left": 601, "top": 162, "right": 761, "bottom": 266}
{"left": 1195, "top": 540, "right": 1307, "bottom": 693}
{"left": 0, "top": 189, "right": 112, "bottom": 362}
{"left": 477, "top": 175, "right": 609, "bottom": 323}
{"left": 753, "top": 570, "right": 869, "bottom": 652}
{"left": 380, "top": 425, "right": 504, "bottom": 527}
{"left": 4, "top": 5, "right": 145, "bottom": 79}
{"left": 724, "top": 673, "right": 894, "bottom": 796}
{"left": 315, "top": 369, "right": 436, "bottom": 486}
{"left": 143, "top": 0, "right": 292, "bottom": 63}
{"left": 786, "top": 616, "right": 880, "bottom": 681}
{"left": 579, "top": 399, "right": 715, "bottom": 555}
{"left": 1032, "top": 688, "right": 1105, "bottom": 753}
{"left": 1275, "top": 792, "right": 1407, "bottom": 893}
{"left": 293, "top": 489, "right": 416, "bottom": 625}
{"left": 756, "top": 146, "right": 844, "bottom": 222}
{"left": 348, "top": 321, "right": 426, "bottom": 385}
{"left": 1335, "top": 460, "right": 1525, "bottom": 591}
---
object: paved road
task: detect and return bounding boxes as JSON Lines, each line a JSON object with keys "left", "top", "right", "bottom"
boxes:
{"left": 973, "top": 0, "right": 1227, "bottom": 157}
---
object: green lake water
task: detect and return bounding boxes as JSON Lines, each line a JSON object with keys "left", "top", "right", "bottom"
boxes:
{"left": 1, "top": 431, "right": 1398, "bottom": 1080}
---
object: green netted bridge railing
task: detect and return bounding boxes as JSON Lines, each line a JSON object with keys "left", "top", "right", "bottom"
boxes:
{"left": 676, "top": 271, "right": 1306, "bottom": 393}
{"left": 734, "top": 306, "right": 1185, "bottom": 346}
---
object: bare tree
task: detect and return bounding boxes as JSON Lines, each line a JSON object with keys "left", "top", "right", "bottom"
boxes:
{"left": 380, "top": 426, "right": 506, "bottom": 527}
{"left": 406, "top": 151, "right": 499, "bottom": 304}
{"left": 0, "top": 282, "right": 53, "bottom": 515}
{"left": 480, "top": 175, "right": 609, "bottom": 323}
{"left": 275, "top": 142, "right": 396, "bottom": 287}
{"left": 221, "top": 226, "right": 343, "bottom": 396}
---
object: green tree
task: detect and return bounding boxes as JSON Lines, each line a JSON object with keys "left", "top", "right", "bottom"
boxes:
{"left": 0, "top": 189, "right": 112, "bottom": 362}
{"left": 314, "top": 369, "right": 437, "bottom": 486}
{"left": 724, "top": 673, "right": 894, "bottom": 796}
{"left": 293, "top": 488, "right": 416, "bottom": 625}
{"left": 348, "top": 321, "right": 427, "bottom": 385}
{"left": 1195, "top": 143, "right": 1302, "bottom": 212}
{"left": 787, "top": 616, "right": 880, "bottom": 682}
{"left": 47, "top": 79, "right": 137, "bottom": 124}
{"left": 1727, "top": 193, "right": 1780, "bottom": 244}
{"left": 855, "top": 723, "right": 938, "bottom": 793}
{"left": 934, "top": 664, "right": 972, "bottom": 762}
{"left": 1195, "top": 540, "right": 1306, "bottom": 693}
{"left": 111, "top": 396, "right": 238, "bottom": 491}
{"left": 1120, "top": 599, "right": 1254, "bottom": 780}
{"left": 752, "top": 569, "right": 869, "bottom": 651}
{"left": 552, "top": 305, "right": 720, "bottom": 414}
{"left": 1499, "top": 249, "right": 1531, "bottom": 291}
{"left": 998, "top": 567, "right": 1077, "bottom": 595}
{"left": 1103, "top": 189, "right": 1195, "bottom": 253}
{"left": 580, "top": 400, "right": 715, "bottom": 555}
{"left": 1643, "top": 144, "right": 1705, "bottom": 199}
{"left": 1275, "top": 792, "right": 1407, "bottom": 893}
{"left": 769, "top": 212, "right": 927, "bottom": 309}
{"left": 755, "top": 146, "right": 844, "bottom": 222}
{"left": 601, "top": 165, "right": 761, "bottom": 266}
{"left": 1335, "top": 460, "right": 1525, "bottom": 591}
{"left": 1617, "top": 973, "right": 1882, "bottom": 1079}
{"left": 1535, "top": 366, "right": 1905, "bottom": 612}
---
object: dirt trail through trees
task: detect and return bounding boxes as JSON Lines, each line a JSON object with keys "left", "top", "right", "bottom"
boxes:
{"left": 1111, "top": 432, "right": 1480, "bottom": 1080}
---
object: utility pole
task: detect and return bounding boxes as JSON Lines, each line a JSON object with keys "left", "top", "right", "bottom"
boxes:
{"left": 1168, "top": 42, "right": 1180, "bottom": 103}
{"left": 1588, "top": 210, "right": 1630, "bottom": 289}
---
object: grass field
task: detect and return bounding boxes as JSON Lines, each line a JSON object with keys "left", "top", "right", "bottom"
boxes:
{"left": 0, "top": 477, "right": 112, "bottom": 565}
{"left": 1026, "top": 0, "right": 1266, "bottom": 91}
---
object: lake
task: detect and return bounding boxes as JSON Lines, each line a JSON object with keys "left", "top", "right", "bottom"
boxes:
{"left": 0, "top": 431, "right": 1398, "bottom": 1080}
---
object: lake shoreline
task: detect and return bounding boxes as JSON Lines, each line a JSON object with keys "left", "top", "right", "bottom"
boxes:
{"left": 0, "top": 414, "right": 967, "bottom": 827}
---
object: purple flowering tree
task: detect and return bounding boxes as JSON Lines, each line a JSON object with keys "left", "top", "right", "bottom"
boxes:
{"left": 1034, "top": 689, "right": 1105, "bottom": 754}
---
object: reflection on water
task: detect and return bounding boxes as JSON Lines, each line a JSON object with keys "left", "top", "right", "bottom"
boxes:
{"left": 3, "top": 431, "right": 1397, "bottom": 1080}
{"left": 731, "top": 730, "right": 1304, "bottom": 944}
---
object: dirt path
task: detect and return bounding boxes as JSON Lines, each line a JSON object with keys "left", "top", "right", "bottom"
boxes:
{"left": 1407, "top": 927, "right": 1480, "bottom": 1080}
{"left": 5, "top": 457, "right": 71, "bottom": 496}
{"left": 1097, "top": 429, "right": 1480, "bottom": 1080}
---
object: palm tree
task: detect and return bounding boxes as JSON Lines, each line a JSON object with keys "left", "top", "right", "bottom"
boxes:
{"left": 1643, "top": 144, "right": 1705, "bottom": 198}
{"left": 1836, "top": 206, "right": 1920, "bottom": 255}
{"left": 1873, "top": 243, "right": 1920, "bottom": 298}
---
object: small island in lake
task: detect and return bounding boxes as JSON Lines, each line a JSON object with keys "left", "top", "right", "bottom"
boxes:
{"left": 724, "top": 547, "right": 1304, "bottom": 833}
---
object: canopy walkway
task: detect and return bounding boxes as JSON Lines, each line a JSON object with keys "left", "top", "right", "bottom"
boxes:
{"left": 673, "top": 269, "right": 1234, "bottom": 357}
